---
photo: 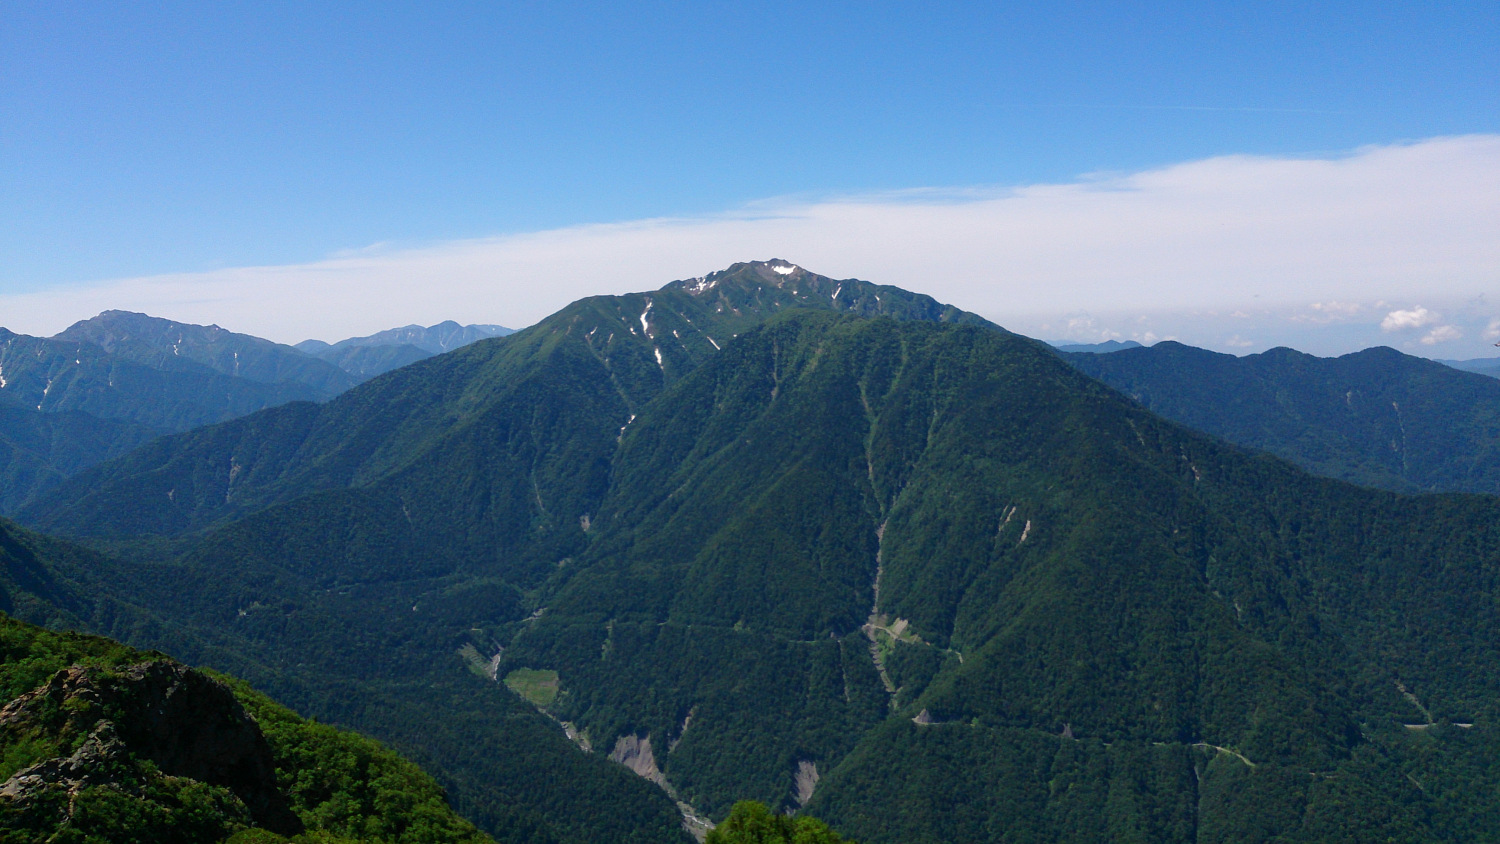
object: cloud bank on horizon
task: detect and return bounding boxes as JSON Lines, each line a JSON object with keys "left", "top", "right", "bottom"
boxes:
{"left": 3, "top": 135, "right": 1497, "bottom": 358}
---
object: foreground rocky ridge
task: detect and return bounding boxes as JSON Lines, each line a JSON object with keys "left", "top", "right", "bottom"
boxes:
{"left": 1, "top": 660, "right": 300, "bottom": 838}
{"left": 0, "top": 615, "right": 493, "bottom": 843}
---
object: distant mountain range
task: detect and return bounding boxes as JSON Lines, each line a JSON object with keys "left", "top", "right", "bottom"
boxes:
{"left": 0, "top": 312, "right": 513, "bottom": 513}
{"left": 1438, "top": 355, "right": 1500, "bottom": 380}
{"left": 56, "top": 309, "right": 358, "bottom": 394}
{"left": 295, "top": 320, "right": 514, "bottom": 381}
{"left": 1046, "top": 339, "right": 1143, "bottom": 353}
{"left": 12, "top": 261, "right": 1500, "bottom": 842}
{"left": 298, "top": 319, "right": 513, "bottom": 356}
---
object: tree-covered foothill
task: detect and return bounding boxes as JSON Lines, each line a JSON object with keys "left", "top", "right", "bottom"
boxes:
{"left": 705, "top": 801, "right": 854, "bottom": 844}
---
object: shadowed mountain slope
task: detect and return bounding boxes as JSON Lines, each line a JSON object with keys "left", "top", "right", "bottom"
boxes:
{"left": 0, "top": 404, "right": 161, "bottom": 514}
{"left": 0, "top": 328, "right": 324, "bottom": 435}
{"left": 1066, "top": 341, "right": 1500, "bottom": 494}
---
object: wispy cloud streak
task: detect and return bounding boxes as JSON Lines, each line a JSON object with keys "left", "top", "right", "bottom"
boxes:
{"left": 2, "top": 136, "right": 1496, "bottom": 352}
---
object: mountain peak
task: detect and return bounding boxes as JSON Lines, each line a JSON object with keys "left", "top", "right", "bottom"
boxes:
{"left": 54, "top": 311, "right": 355, "bottom": 395}
{"left": 71, "top": 310, "right": 228, "bottom": 336}
{"left": 678, "top": 260, "right": 809, "bottom": 296}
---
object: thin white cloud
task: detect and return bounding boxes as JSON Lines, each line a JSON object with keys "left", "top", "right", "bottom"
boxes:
{"left": 1421, "top": 325, "right": 1463, "bottom": 345}
{"left": 1381, "top": 306, "right": 1440, "bottom": 332}
{"left": 1, "top": 135, "right": 1497, "bottom": 351}
{"left": 1303, "top": 301, "right": 1364, "bottom": 322}
{"left": 1486, "top": 318, "right": 1500, "bottom": 343}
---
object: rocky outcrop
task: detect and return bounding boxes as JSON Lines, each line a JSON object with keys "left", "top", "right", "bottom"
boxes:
{"left": 608, "top": 733, "right": 667, "bottom": 788}
{"left": 0, "top": 660, "right": 301, "bottom": 835}
{"left": 792, "top": 760, "right": 819, "bottom": 808}
{"left": 607, "top": 733, "right": 713, "bottom": 841}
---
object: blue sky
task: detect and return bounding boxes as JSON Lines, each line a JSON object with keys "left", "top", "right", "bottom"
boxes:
{"left": 3, "top": 2, "right": 1498, "bottom": 355}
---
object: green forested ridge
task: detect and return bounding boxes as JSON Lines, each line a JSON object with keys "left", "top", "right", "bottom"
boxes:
{"left": 25, "top": 260, "right": 998, "bottom": 540}
{"left": 0, "top": 613, "right": 493, "bottom": 843}
{"left": 490, "top": 312, "right": 1500, "bottom": 840}
{"left": 8, "top": 263, "right": 1013, "bottom": 840}
{"left": 705, "top": 801, "right": 854, "bottom": 844}
{"left": 10, "top": 263, "right": 1500, "bottom": 841}
{"left": 1065, "top": 341, "right": 1500, "bottom": 494}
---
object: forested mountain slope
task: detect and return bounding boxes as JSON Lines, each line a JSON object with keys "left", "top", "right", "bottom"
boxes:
{"left": 15, "top": 261, "right": 993, "bottom": 842}
{"left": 1066, "top": 341, "right": 1500, "bottom": 494}
{"left": 0, "top": 404, "right": 160, "bottom": 516}
{"left": 496, "top": 312, "right": 1500, "bottom": 841}
{"left": 25, "top": 260, "right": 995, "bottom": 538}
{"left": 0, "top": 314, "right": 505, "bottom": 515}
{"left": 15, "top": 265, "right": 1500, "bottom": 842}
{"left": 302, "top": 342, "right": 432, "bottom": 381}
{"left": 0, "top": 328, "right": 326, "bottom": 434}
